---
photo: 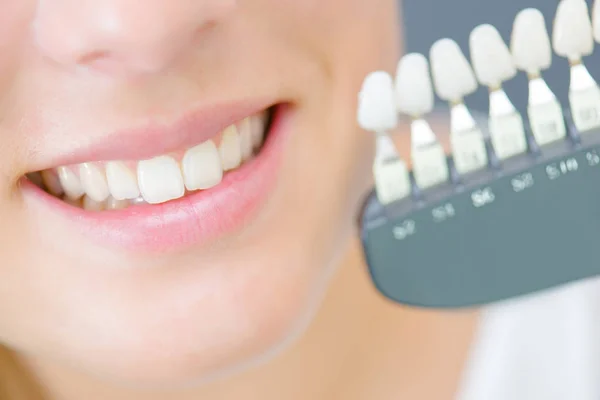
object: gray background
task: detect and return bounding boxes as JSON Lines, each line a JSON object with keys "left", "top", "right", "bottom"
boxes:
{"left": 402, "top": 0, "right": 599, "bottom": 115}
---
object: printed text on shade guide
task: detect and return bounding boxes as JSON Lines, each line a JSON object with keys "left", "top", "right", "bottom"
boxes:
{"left": 357, "top": 0, "right": 600, "bottom": 309}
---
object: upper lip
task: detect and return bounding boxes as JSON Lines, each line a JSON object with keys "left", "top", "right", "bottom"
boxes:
{"left": 41, "top": 98, "right": 274, "bottom": 168}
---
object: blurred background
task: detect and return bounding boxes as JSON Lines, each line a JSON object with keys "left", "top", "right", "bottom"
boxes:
{"left": 402, "top": 0, "right": 598, "bottom": 116}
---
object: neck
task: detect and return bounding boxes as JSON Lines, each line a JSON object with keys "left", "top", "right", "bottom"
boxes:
{"left": 14, "top": 237, "right": 479, "bottom": 400}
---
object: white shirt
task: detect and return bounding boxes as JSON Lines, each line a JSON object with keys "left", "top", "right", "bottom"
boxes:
{"left": 457, "top": 277, "right": 600, "bottom": 400}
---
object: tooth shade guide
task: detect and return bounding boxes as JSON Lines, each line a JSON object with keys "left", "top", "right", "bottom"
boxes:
{"left": 566, "top": 62, "right": 600, "bottom": 132}
{"left": 357, "top": 5, "right": 600, "bottom": 308}
{"left": 521, "top": 67, "right": 567, "bottom": 145}
{"left": 373, "top": 160, "right": 411, "bottom": 205}
{"left": 525, "top": 77, "right": 567, "bottom": 146}
{"left": 569, "top": 87, "right": 600, "bottom": 132}
{"left": 528, "top": 101, "right": 567, "bottom": 146}
{"left": 359, "top": 125, "right": 600, "bottom": 308}
{"left": 410, "top": 119, "right": 449, "bottom": 189}
{"left": 488, "top": 113, "right": 528, "bottom": 160}
{"left": 448, "top": 102, "right": 489, "bottom": 175}
{"left": 410, "top": 116, "right": 438, "bottom": 147}
{"left": 485, "top": 86, "right": 528, "bottom": 160}
{"left": 372, "top": 133, "right": 411, "bottom": 205}
{"left": 450, "top": 129, "right": 488, "bottom": 175}
{"left": 372, "top": 156, "right": 411, "bottom": 205}
{"left": 374, "top": 131, "right": 400, "bottom": 161}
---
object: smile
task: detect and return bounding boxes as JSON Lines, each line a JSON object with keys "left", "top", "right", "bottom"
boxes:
{"left": 28, "top": 111, "right": 270, "bottom": 209}
{"left": 21, "top": 103, "right": 291, "bottom": 252}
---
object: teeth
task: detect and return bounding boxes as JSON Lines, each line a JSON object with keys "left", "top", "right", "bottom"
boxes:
{"left": 357, "top": 71, "right": 398, "bottom": 132}
{"left": 137, "top": 156, "right": 185, "bottom": 204}
{"left": 33, "top": 107, "right": 268, "bottom": 209}
{"left": 470, "top": 24, "right": 517, "bottom": 88}
{"left": 182, "top": 140, "right": 223, "bottom": 191}
{"left": 79, "top": 163, "right": 110, "bottom": 202}
{"left": 106, "top": 197, "right": 129, "bottom": 210}
{"left": 395, "top": 53, "right": 434, "bottom": 117}
{"left": 106, "top": 161, "right": 140, "bottom": 200}
{"left": 83, "top": 195, "right": 105, "bottom": 211}
{"left": 429, "top": 38, "right": 478, "bottom": 102}
{"left": 553, "top": 0, "right": 594, "bottom": 60}
{"left": 130, "top": 196, "right": 147, "bottom": 206}
{"left": 57, "top": 166, "right": 84, "bottom": 200}
{"left": 511, "top": 9, "right": 552, "bottom": 74}
{"left": 63, "top": 196, "right": 82, "bottom": 208}
{"left": 219, "top": 125, "right": 242, "bottom": 171}
{"left": 41, "top": 170, "right": 64, "bottom": 196}
{"left": 238, "top": 118, "right": 254, "bottom": 160}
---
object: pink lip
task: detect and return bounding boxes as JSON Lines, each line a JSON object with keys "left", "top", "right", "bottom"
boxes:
{"left": 22, "top": 105, "right": 291, "bottom": 253}
{"left": 54, "top": 98, "right": 275, "bottom": 165}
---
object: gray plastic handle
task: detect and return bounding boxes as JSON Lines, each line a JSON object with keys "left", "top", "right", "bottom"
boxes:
{"left": 360, "top": 123, "right": 600, "bottom": 308}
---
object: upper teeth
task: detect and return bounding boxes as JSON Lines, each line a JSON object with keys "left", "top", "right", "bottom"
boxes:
{"left": 43, "top": 113, "right": 267, "bottom": 208}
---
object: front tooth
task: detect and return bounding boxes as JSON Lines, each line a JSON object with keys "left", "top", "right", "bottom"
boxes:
{"left": 137, "top": 156, "right": 185, "bottom": 204}
{"left": 182, "top": 140, "right": 223, "bottom": 191}
{"left": 41, "top": 170, "right": 64, "bottom": 196}
{"left": 219, "top": 125, "right": 242, "bottom": 171}
{"left": 83, "top": 195, "right": 105, "bottom": 211}
{"left": 106, "top": 161, "right": 140, "bottom": 200}
{"left": 239, "top": 118, "right": 253, "bottom": 160}
{"left": 57, "top": 166, "right": 84, "bottom": 200}
{"left": 79, "top": 163, "right": 110, "bottom": 202}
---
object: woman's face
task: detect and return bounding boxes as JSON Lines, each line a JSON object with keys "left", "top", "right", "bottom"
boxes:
{"left": 0, "top": 0, "right": 400, "bottom": 386}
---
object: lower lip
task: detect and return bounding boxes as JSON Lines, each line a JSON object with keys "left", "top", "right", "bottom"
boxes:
{"left": 22, "top": 105, "right": 291, "bottom": 253}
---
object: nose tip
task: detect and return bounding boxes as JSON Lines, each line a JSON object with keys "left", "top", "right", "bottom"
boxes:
{"left": 33, "top": 1, "right": 236, "bottom": 75}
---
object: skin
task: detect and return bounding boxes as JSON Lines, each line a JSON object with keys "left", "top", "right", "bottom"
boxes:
{"left": 0, "top": 1, "right": 479, "bottom": 399}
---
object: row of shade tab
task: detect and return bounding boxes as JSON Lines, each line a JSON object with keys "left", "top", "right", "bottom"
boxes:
{"left": 358, "top": 0, "right": 600, "bottom": 205}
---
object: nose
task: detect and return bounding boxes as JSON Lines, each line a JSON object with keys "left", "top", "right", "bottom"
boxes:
{"left": 32, "top": 0, "right": 236, "bottom": 75}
